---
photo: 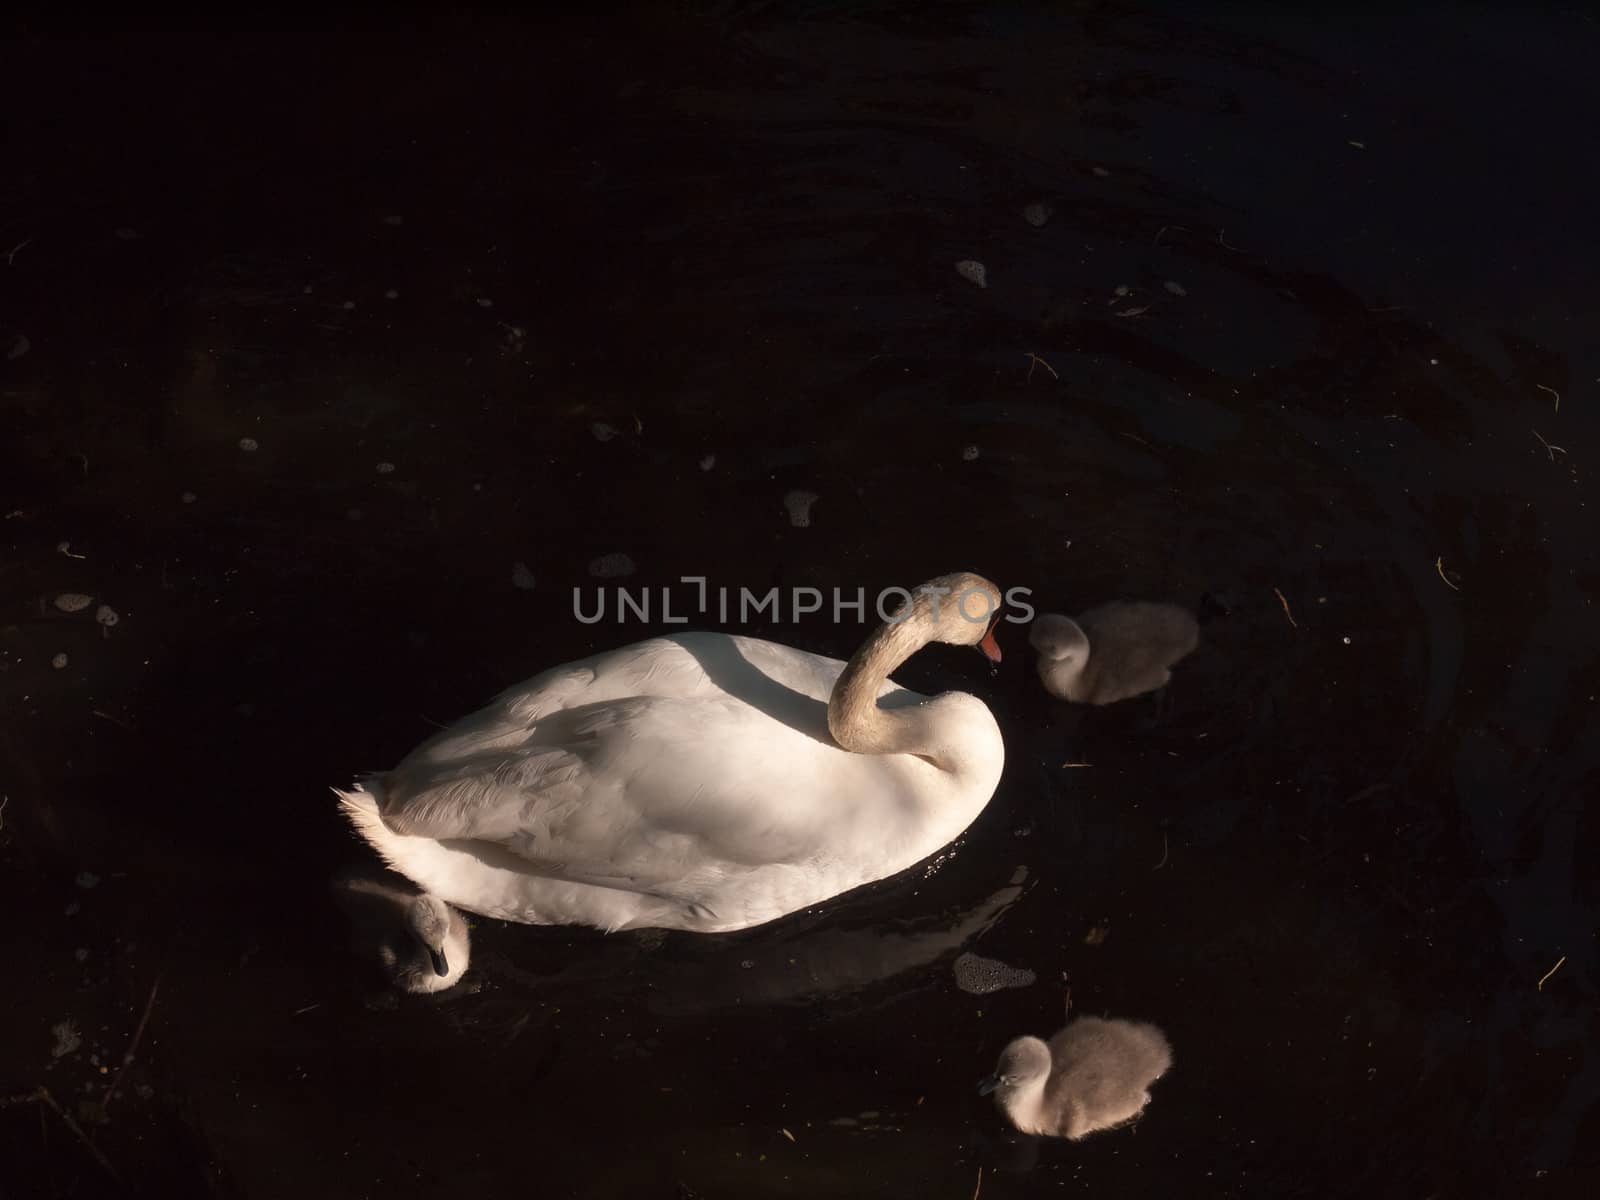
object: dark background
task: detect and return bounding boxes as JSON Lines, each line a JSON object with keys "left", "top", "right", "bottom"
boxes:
{"left": 3, "top": 3, "right": 1596, "bottom": 1197}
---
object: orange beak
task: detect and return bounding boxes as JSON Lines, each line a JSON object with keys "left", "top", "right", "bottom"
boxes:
{"left": 978, "top": 615, "right": 1002, "bottom": 664}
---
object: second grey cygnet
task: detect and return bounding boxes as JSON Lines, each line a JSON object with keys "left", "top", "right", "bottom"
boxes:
{"left": 980, "top": 1015, "right": 1173, "bottom": 1139}
{"left": 1029, "top": 602, "right": 1198, "bottom": 705}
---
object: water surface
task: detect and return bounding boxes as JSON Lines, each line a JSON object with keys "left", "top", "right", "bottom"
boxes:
{"left": 3, "top": 4, "right": 1596, "bottom": 1197}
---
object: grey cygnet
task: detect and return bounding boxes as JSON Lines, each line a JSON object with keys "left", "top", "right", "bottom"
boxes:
{"left": 331, "top": 869, "right": 471, "bottom": 994}
{"left": 980, "top": 1015, "right": 1173, "bottom": 1139}
{"left": 1029, "top": 602, "right": 1198, "bottom": 705}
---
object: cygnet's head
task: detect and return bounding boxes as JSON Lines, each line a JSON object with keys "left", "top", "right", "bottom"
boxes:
{"left": 897, "top": 572, "right": 1005, "bottom": 662}
{"left": 979, "top": 1035, "right": 1052, "bottom": 1098}
{"left": 400, "top": 895, "right": 470, "bottom": 993}
{"left": 1029, "top": 613, "right": 1089, "bottom": 666}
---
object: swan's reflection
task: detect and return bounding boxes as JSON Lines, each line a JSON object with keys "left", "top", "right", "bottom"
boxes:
{"left": 642, "top": 864, "right": 1032, "bottom": 1015}
{"left": 454, "top": 862, "right": 1033, "bottom": 1019}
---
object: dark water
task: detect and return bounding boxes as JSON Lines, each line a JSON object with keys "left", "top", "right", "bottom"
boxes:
{"left": 4, "top": 4, "right": 1597, "bottom": 1196}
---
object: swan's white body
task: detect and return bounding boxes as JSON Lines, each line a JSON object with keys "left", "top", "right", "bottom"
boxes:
{"left": 339, "top": 595, "right": 1005, "bottom": 937}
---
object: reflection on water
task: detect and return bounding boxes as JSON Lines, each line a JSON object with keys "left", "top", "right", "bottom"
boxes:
{"left": 2, "top": 2, "right": 1596, "bottom": 1196}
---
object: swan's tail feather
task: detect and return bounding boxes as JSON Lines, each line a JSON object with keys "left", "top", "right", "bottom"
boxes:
{"left": 334, "top": 783, "right": 406, "bottom": 874}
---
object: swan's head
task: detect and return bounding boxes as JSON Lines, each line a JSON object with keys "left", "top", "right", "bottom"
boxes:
{"left": 400, "top": 895, "right": 471, "bottom": 993}
{"left": 901, "top": 571, "right": 1005, "bottom": 662}
{"left": 1029, "top": 613, "right": 1089, "bottom": 666}
{"left": 979, "top": 1035, "right": 1052, "bottom": 1097}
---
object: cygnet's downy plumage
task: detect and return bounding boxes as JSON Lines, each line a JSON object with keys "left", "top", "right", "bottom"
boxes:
{"left": 1029, "top": 602, "right": 1198, "bottom": 705}
{"left": 980, "top": 1016, "right": 1173, "bottom": 1139}
{"left": 330, "top": 868, "right": 471, "bottom": 994}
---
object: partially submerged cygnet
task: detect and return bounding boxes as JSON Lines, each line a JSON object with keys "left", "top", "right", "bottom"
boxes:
{"left": 980, "top": 1016, "right": 1173, "bottom": 1139}
{"left": 331, "top": 870, "right": 471, "bottom": 994}
{"left": 1029, "top": 602, "right": 1198, "bottom": 705}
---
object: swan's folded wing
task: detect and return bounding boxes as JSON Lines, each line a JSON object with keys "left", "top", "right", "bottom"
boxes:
{"left": 371, "top": 694, "right": 806, "bottom": 895}
{"left": 375, "top": 744, "right": 590, "bottom": 844}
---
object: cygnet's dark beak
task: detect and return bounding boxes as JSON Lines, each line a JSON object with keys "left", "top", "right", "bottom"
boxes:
{"left": 977, "top": 1074, "right": 1000, "bottom": 1096}
{"left": 428, "top": 946, "right": 449, "bottom": 977}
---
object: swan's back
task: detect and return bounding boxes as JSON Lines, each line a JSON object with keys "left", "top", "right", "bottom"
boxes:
{"left": 394, "top": 633, "right": 903, "bottom": 771}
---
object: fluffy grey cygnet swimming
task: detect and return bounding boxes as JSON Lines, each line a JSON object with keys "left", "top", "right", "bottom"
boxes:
{"left": 331, "top": 869, "right": 471, "bottom": 994}
{"left": 1029, "top": 602, "right": 1198, "bottom": 705}
{"left": 980, "top": 1016, "right": 1173, "bottom": 1139}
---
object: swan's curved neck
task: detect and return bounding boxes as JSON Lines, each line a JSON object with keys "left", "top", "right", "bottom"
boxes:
{"left": 827, "top": 608, "right": 941, "bottom": 759}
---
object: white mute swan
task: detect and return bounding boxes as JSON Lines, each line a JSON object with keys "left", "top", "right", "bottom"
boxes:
{"left": 1029, "top": 602, "right": 1198, "bottom": 705}
{"left": 980, "top": 1015, "right": 1173, "bottom": 1139}
{"left": 335, "top": 572, "right": 1007, "bottom": 953}
{"left": 330, "top": 868, "right": 471, "bottom": 994}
